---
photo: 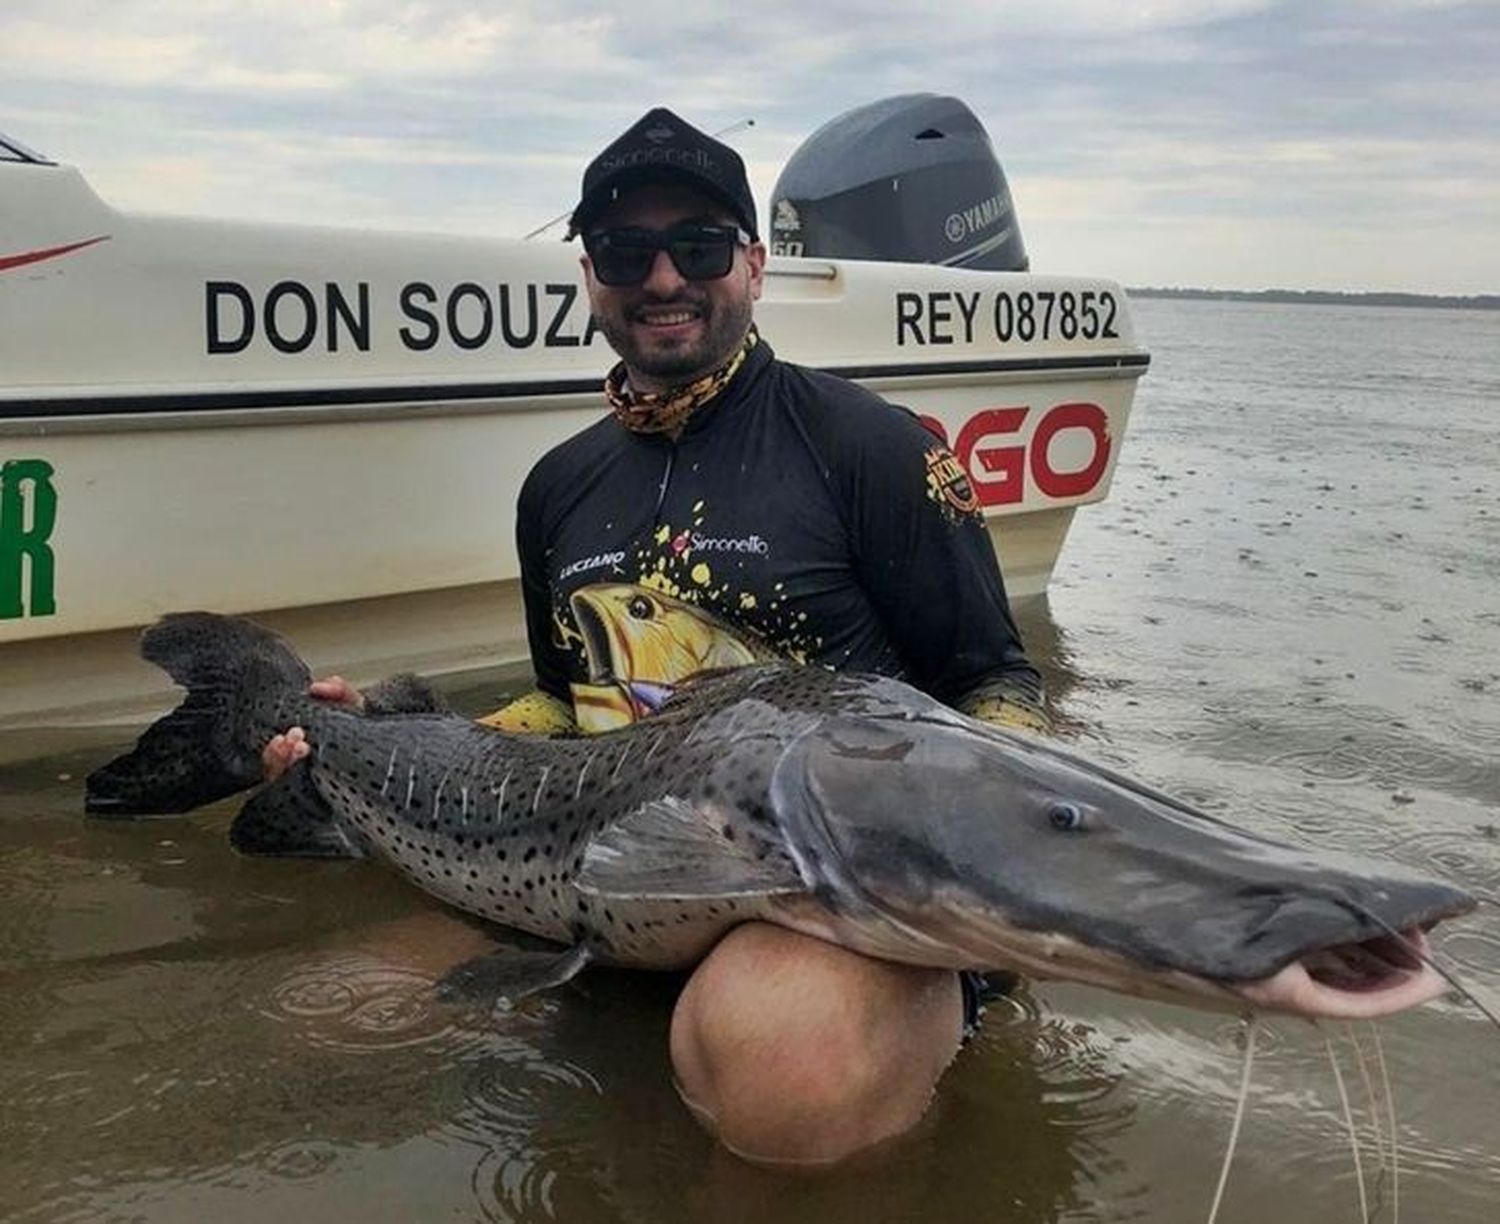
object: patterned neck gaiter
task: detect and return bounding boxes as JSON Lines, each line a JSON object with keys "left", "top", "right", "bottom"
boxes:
{"left": 605, "top": 329, "right": 759, "bottom": 438}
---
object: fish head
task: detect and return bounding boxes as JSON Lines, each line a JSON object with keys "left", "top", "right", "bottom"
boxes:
{"left": 570, "top": 583, "right": 776, "bottom": 687}
{"left": 770, "top": 707, "right": 1476, "bottom": 1020}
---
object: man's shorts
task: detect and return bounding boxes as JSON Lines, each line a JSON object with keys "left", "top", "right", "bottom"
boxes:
{"left": 959, "top": 970, "right": 1020, "bottom": 1042}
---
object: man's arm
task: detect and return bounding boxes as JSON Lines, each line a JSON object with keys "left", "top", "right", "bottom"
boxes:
{"left": 951, "top": 681, "right": 1052, "bottom": 734}
{"left": 839, "top": 399, "right": 1049, "bottom": 732}
{"left": 473, "top": 465, "right": 581, "bottom": 735}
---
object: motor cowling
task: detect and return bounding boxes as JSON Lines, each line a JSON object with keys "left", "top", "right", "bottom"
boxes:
{"left": 768, "top": 94, "right": 1028, "bottom": 271}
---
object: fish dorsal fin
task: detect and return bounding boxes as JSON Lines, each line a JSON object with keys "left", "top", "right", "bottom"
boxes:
{"left": 576, "top": 796, "right": 806, "bottom": 902}
{"left": 361, "top": 672, "right": 452, "bottom": 715}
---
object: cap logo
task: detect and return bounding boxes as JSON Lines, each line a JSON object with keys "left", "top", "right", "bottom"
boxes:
{"left": 574, "top": 108, "right": 757, "bottom": 239}
{"left": 599, "top": 147, "right": 714, "bottom": 173}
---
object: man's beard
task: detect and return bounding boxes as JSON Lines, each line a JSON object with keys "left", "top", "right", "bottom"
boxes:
{"left": 594, "top": 290, "right": 754, "bottom": 385}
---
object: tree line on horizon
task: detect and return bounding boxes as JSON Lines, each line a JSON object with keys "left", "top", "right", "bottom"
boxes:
{"left": 1127, "top": 287, "right": 1499, "bottom": 311}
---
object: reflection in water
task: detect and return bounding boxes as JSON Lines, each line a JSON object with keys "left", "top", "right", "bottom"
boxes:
{"left": 0, "top": 836, "right": 1117, "bottom": 1224}
{"left": 3, "top": 299, "right": 1499, "bottom": 1220}
{"left": 437, "top": 970, "right": 1121, "bottom": 1224}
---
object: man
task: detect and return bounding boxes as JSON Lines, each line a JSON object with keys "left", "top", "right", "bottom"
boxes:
{"left": 269, "top": 107, "right": 1045, "bottom": 1165}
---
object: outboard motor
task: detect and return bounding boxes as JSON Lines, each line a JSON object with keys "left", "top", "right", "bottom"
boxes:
{"left": 768, "top": 94, "right": 1028, "bottom": 271}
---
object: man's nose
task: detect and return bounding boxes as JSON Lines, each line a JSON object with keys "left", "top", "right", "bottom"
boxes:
{"left": 640, "top": 247, "right": 687, "bottom": 294}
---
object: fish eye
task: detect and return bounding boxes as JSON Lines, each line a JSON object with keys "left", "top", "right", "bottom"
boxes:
{"left": 627, "top": 596, "right": 654, "bottom": 619}
{"left": 1048, "top": 802, "right": 1085, "bottom": 832}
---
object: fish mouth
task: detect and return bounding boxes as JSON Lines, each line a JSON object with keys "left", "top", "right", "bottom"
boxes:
{"left": 1233, "top": 924, "right": 1446, "bottom": 1019}
{"left": 571, "top": 595, "right": 619, "bottom": 685}
{"left": 942, "top": 920, "right": 1455, "bottom": 1021}
{"left": 839, "top": 882, "right": 1469, "bottom": 1022}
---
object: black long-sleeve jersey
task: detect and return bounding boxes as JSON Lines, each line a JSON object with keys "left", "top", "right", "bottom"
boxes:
{"left": 516, "top": 337, "right": 1040, "bottom": 709}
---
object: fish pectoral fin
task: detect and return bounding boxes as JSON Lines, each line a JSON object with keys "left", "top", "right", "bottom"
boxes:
{"left": 576, "top": 796, "right": 805, "bottom": 902}
{"left": 229, "top": 764, "right": 366, "bottom": 859}
{"left": 436, "top": 941, "right": 593, "bottom": 1006}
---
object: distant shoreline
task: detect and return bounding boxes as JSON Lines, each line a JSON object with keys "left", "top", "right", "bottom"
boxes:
{"left": 1127, "top": 287, "right": 1499, "bottom": 311}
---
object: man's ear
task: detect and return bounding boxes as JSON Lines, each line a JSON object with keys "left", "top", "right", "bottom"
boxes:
{"left": 745, "top": 241, "right": 767, "bottom": 300}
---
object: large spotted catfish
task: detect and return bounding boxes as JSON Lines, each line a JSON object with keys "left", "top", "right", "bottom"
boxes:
{"left": 87, "top": 612, "right": 1473, "bottom": 1019}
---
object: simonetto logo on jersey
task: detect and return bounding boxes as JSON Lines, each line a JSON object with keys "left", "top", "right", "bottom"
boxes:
{"left": 669, "top": 530, "right": 771, "bottom": 558}
{"left": 557, "top": 550, "right": 627, "bottom": 582}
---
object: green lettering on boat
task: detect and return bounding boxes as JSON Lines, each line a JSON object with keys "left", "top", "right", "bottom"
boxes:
{"left": 0, "top": 459, "right": 58, "bottom": 619}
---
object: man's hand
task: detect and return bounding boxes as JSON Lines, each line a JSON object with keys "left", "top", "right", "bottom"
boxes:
{"left": 956, "top": 685, "right": 1053, "bottom": 736}
{"left": 309, "top": 676, "right": 364, "bottom": 711}
{"left": 261, "top": 677, "right": 364, "bottom": 782}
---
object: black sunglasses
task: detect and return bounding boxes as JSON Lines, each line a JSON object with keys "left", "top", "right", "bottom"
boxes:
{"left": 584, "top": 222, "right": 751, "bottom": 287}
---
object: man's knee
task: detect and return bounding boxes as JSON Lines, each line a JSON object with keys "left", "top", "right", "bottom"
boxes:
{"left": 669, "top": 924, "right": 963, "bottom": 1165}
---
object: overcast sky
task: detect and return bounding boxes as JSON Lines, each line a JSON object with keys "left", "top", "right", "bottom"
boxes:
{"left": 4, "top": 0, "right": 1496, "bottom": 293}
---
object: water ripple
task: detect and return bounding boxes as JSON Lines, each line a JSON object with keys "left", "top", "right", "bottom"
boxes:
{"left": 469, "top": 1141, "right": 559, "bottom": 1224}
{"left": 253, "top": 1138, "right": 342, "bottom": 1181}
{"left": 442, "top": 1048, "right": 606, "bottom": 1224}
{"left": 259, "top": 953, "right": 465, "bottom": 1054}
{"left": 1432, "top": 922, "right": 1500, "bottom": 983}
{"left": 1378, "top": 828, "right": 1500, "bottom": 901}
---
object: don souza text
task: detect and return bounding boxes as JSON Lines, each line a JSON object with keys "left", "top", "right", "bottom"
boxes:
{"left": 204, "top": 279, "right": 603, "bottom": 355}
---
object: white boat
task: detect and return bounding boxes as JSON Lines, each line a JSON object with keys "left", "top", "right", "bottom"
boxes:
{"left": 0, "top": 105, "right": 1148, "bottom": 735}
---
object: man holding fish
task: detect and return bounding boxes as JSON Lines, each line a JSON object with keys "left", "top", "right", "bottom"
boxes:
{"left": 267, "top": 107, "right": 1049, "bottom": 1164}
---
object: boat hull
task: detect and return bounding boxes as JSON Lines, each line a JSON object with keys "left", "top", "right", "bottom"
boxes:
{"left": 0, "top": 160, "right": 1147, "bottom": 730}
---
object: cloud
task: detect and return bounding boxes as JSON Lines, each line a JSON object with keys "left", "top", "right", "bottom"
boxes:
{"left": 2, "top": 0, "right": 1495, "bottom": 291}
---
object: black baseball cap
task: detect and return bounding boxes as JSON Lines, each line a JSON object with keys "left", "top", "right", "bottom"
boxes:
{"left": 567, "top": 107, "right": 758, "bottom": 241}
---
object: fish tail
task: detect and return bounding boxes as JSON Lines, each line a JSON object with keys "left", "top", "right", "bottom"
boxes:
{"left": 85, "top": 612, "right": 313, "bottom": 816}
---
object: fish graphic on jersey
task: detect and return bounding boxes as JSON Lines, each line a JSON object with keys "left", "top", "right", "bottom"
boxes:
{"left": 568, "top": 584, "right": 781, "bottom": 733}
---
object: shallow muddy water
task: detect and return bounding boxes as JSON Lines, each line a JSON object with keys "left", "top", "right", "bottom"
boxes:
{"left": 1, "top": 298, "right": 1497, "bottom": 1222}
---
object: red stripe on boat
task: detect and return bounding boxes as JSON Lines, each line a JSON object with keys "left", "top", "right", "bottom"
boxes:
{"left": 0, "top": 235, "right": 111, "bottom": 272}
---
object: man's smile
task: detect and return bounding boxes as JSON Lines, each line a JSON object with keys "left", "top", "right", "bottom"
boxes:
{"left": 636, "top": 309, "right": 699, "bottom": 326}
{"left": 629, "top": 300, "right": 707, "bottom": 340}
{"left": 636, "top": 315, "right": 699, "bottom": 330}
